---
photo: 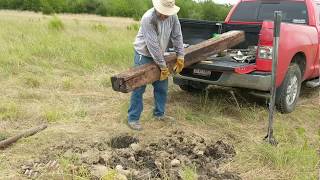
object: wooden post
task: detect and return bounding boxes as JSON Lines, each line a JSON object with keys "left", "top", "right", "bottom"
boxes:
{"left": 111, "top": 30, "right": 245, "bottom": 93}
{"left": 0, "top": 124, "right": 48, "bottom": 149}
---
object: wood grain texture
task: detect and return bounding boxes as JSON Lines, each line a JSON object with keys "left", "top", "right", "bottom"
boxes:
{"left": 111, "top": 31, "right": 245, "bottom": 93}
{"left": 0, "top": 124, "right": 47, "bottom": 149}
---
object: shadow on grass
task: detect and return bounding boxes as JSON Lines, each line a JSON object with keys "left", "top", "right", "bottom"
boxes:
{"left": 300, "top": 83, "right": 320, "bottom": 99}
{"left": 168, "top": 83, "right": 319, "bottom": 123}
{"left": 168, "top": 85, "right": 267, "bottom": 120}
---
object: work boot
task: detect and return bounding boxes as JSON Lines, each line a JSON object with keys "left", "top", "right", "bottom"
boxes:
{"left": 128, "top": 122, "right": 143, "bottom": 131}
{"left": 154, "top": 115, "right": 175, "bottom": 122}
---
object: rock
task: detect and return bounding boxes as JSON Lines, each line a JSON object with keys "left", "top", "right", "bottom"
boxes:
{"left": 130, "top": 143, "right": 141, "bottom": 152}
{"left": 191, "top": 139, "right": 198, "bottom": 145}
{"left": 99, "top": 151, "right": 112, "bottom": 165}
{"left": 131, "top": 169, "right": 139, "bottom": 176}
{"left": 197, "top": 151, "right": 204, "bottom": 156}
{"left": 116, "top": 165, "right": 130, "bottom": 176}
{"left": 205, "top": 162, "right": 218, "bottom": 171}
{"left": 116, "top": 165, "right": 123, "bottom": 171}
{"left": 91, "top": 165, "right": 108, "bottom": 178}
{"left": 198, "top": 175, "right": 209, "bottom": 180}
{"left": 128, "top": 156, "right": 135, "bottom": 162}
{"left": 80, "top": 149, "right": 100, "bottom": 164}
{"left": 193, "top": 144, "right": 206, "bottom": 153}
{"left": 159, "top": 151, "right": 170, "bottom": 159}
{"left": 63, "top": 149, "right": 74, "bottom": 159}
{"left": 27, "top": 160, "right": 35, "bottom": 166}
{"left": 167, "top": 148, "right": 175, "bottom": 154}
{"left": 33, "top": 158, "right": 41, "bottom": 164}
{"left": 121, "top": 169, "right": 131, "bottom": 176}
{"left": 154, "top": 160, "right": 162, "bottom": 168}
{"left": 196, "top": 137, "right": 205, "bottom": 143}
{"left": 177, "top": 155, "right": 191, "bottom": 165}
{"left": 170, "top": 159, "right": 180, "bottom": 167}
{"left": 21, "top": 165, "right": 31, "bottom": 171}
{"left": 115, "top": 173, "right": 128, "bottom": 180}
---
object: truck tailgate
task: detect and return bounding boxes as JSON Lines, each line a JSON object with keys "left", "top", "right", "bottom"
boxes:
{"left": 182, "top": 56, "right": 257, "bottom": 76}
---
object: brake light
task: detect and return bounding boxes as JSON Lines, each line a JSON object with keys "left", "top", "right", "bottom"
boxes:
{"left": 258, "top": 46, "right": 273, "bottom": 60}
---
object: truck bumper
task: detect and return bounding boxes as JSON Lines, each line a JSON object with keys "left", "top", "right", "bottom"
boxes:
{"left": 173, "top": 71, "right": 272, "bottom": 91}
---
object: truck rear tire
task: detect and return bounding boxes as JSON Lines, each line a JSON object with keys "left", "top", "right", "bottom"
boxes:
{"left": 276, "top": 64, "right": 302, "bottom": 114}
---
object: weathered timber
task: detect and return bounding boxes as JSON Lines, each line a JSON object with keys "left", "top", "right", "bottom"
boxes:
{"left": 111, "top": 30, "right": 245, "bottom": 93}
{"left": 0, "top": 124, "right": 47, "bottom": 149}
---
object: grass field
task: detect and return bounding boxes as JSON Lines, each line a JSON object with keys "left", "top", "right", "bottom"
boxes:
{"left": 0, "top": 10, "right": 319, "bottom": 179}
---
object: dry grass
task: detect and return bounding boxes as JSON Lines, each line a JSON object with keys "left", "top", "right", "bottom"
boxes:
{"left": 0, "top": 10, "right": 319, "bottom": 179}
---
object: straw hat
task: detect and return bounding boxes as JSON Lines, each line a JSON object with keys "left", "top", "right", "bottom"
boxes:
{"left": 152, "top": 0, "right": 180, "bottom": 16}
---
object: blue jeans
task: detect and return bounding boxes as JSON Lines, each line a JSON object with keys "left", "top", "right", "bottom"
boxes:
{"left": 128, "top": 51, "right": 168, "bottom": 123}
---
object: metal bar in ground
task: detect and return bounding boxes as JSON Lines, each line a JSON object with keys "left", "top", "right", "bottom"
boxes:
{"left": 265, "top": 11, "right": 282, "bottom": 146}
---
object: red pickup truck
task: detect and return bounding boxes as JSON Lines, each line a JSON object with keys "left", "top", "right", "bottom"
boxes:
{"left": 174, "top": 0, "right": 320, "bottom": 113}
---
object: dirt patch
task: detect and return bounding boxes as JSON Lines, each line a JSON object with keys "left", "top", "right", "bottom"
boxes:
{"left": 110, "top": 135, "right": 139, "bottom": 149}
{"left": 20, "top": 131, "right": 240, "bottom": 179}
{"left": 106, "top": 130, "right": 239, "bottom": 179}
{"left": 21, "top": 160, "right": 59, "bottom": 178}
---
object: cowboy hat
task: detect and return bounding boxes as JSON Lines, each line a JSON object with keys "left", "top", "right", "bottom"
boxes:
{"left": 152, "top": 0, "right": 180, "bottom": 16}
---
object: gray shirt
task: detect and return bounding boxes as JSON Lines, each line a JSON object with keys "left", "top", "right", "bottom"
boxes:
{"left": 134, "top": 8, "right": 184, "bottom": 69}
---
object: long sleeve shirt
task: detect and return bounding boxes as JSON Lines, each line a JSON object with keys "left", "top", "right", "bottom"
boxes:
{"left": 134, "top": 8, "right": 184, "bottom": 69}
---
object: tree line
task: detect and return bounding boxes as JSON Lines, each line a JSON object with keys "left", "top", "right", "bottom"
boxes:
{"left": 0, "top": 0, "right": 232, "bottom": 21}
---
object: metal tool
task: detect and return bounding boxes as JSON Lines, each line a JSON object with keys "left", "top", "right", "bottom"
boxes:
{"left": 265, "top": 11, "right": 282, "bottom": 146}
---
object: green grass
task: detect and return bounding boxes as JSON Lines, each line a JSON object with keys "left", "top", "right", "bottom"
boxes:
{"left": 180, "top": 166, "right": 198, "bottom": 180}
{"left": 0, "top": 11, "right": 137, "bottom": 125}
{"left": 43, "top": 109, "right": 64, "bottom": 122}
{"left": 0, "top": 10, "right": 319, "bottom": 180}
{"left": 0, "top": 132, "right": 8, "bottom": 141}
{"left": 92, "top": 23, "right": 108, "bottom": 32}
{"left": 0, "top": 102, "right": 19, "bottom": 121}
{"left": 0, "top": 13, "right": 135, "bottom": 78}
{"left": 102, "top": 170, "right": 118, "bottom": 180}
{"left": 60, "top": 156, "right": 92, "bottom": 179}
{"left": 48, "top": 15, "right": 65, "bottom": 31}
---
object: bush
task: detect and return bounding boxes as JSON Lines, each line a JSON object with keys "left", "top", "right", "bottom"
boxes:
{"left": 48, "top": 15, "right": 64, "bottom": 31}
{"left": 21, "top": 0, "right": 41, "bottom": 12}
{"left": 41, "top": 1, "right": 55, "bottom": 14}
{"left": 92, "top": 23, "right": 107, "bottom": 32}
{"left": 96, "top": 1, "right": 108, "bottom": 16}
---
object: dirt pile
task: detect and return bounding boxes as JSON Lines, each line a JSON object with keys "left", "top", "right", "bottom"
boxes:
{"left": 106, "top": 130, "right": 240, "bottom": 179}
{"left": 20, "top": 130, "right": 241, "bottom": 179}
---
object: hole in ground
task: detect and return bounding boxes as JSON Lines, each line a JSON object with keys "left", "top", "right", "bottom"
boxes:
{"left": 110, "top": 135, "right": 139, "bottom": 149}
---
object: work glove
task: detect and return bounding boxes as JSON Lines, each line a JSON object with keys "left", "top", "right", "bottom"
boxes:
{"left": 160, "top": 67, "right": 170, "bottom": 81}
{"left": 173, "top": 57, "right": 184, "bottom": 74}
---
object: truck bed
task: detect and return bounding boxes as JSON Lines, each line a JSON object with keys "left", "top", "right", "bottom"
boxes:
{"left": 186, "top": 56, "right": 250, "bottom": 72}
{"left": 178, "top": 19, "right": 262, "bottom": 73}
{"left": 173, "top": 19, "right": 271, "bottom": 92}
{"left": 180, "top": 18, "right": 261, "bottom": 49}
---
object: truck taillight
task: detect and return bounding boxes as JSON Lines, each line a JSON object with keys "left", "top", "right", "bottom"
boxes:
{"left": 258, "top": 46, "right": 273, "bottom": 60}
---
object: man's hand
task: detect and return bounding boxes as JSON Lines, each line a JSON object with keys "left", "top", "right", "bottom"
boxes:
{"left": 160, "top": 67, "right": 170, "bottom": 81}
{"left": 173, "top": 57, "right": 184, "bottom": 74}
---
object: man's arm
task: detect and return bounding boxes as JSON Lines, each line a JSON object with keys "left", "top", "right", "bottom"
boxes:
{"left": 171, "top": 15, "right": 184, "bottom": 59}
{"left": 141, "top": 17, "right": 167, "bottom": 69}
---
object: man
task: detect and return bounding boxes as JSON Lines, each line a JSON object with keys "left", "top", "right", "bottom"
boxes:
{"left": 127, "top": 0, "right": 185, "bottom": 131}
